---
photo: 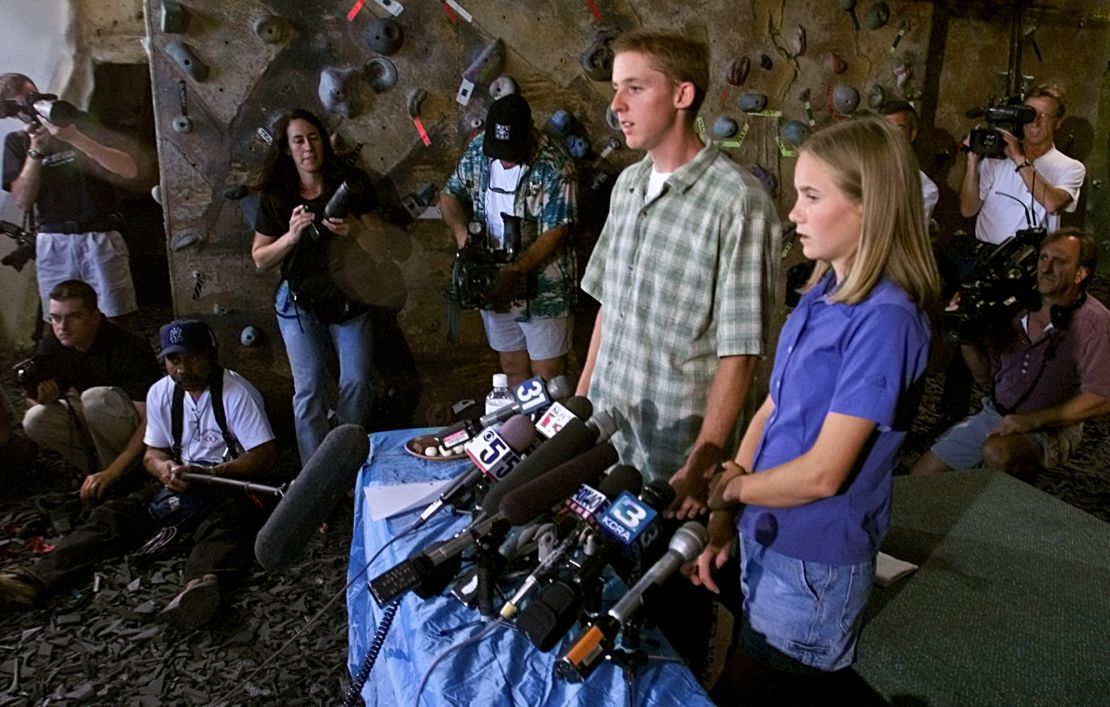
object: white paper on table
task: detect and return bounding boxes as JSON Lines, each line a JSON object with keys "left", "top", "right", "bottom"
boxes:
{"left": 874, "top": 551, "right": 919, "bottom": 587}
{"left": 365, "top": 479, "right": 454, "bottom": 522}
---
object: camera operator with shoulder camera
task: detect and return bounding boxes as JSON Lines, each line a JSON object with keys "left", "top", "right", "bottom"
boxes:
{"left": 912, "top": 229, "right": 1110, "bottom": 481}
{"left": 959, "top": 84, "right": 1085, "bottom": 248}
{"left": 20, "top": 280, "right": 160, "bottom": 502}
{"left": 0, "top": 73, "right": 139, "bottom": 327}
{"left": 440, "top": 93, "right": 577, "bottom": 385}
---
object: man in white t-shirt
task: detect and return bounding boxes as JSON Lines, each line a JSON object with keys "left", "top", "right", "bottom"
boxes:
{"left": 0, "top": 320, "right": 277, "bottom": 630}
{"left": 960, "top": 83, "right": 1085, "bottom": 246}
{"left": 878, "top": 100, "right": 939, "bottom": 222}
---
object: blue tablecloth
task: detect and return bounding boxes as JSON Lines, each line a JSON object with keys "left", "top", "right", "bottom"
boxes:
{"left": 347, "top": 428, "right": 715, "bottom": 707}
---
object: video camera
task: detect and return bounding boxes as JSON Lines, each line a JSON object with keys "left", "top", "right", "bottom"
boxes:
{"left": 1, "top": 220, "right": 35, "bottom": 272}
{"left": 0, "top": 92, "right": 80, "bottom": 128}
{"left": 445, "top": 214, "right": 524, "bottom": 311}
{"left": 967, "top": 98, "right": 1037, "bottom": 159}
{"left": 941, "top": 226, "right": 1045, "bottom": 343}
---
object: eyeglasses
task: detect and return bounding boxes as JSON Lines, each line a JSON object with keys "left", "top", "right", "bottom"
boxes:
{"left": 1030, "top": 111, "right": 1058, "bottom": 124}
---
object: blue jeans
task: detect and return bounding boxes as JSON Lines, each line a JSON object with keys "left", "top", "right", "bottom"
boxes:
{"left": 739, "top": 534, "right": 875, "bottom": 672}
{"left": 275, "top": 282, "right": 374, "bottom": 465}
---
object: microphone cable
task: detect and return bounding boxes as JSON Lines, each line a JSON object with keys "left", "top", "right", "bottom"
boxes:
{"left": 342, "top": 508, "right": 465, "bottom": 705}
{"left": 411, "top": 618, "right": 508, "bottom": 707}
{"left": 211, "top": 513, "right": 435, "bottom": 706}
{"left": 343, "top": 598, "right": 400, "bottom": 707}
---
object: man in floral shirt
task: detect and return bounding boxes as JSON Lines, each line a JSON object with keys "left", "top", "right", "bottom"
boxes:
{"left": 441, "top": 93, "right": 577, "bottom": 384}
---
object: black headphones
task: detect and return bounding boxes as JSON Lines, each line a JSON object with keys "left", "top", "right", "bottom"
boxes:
{"left": 1049, "top": 291, "right": 1086, "bottom": 330}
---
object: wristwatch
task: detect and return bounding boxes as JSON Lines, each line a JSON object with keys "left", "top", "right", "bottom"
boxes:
{"left": 27, "top": 148, "right": 45, "bottom": 160}
{"left": 1015, "top": 158, "right": 1033, "bottom": 172}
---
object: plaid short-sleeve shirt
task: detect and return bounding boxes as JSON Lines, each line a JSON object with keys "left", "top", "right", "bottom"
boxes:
{"left": 581, "top": 143, "right": 781, "bottom": 482}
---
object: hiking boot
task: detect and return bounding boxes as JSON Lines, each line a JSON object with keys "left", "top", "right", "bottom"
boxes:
{"left": 0, "top": 571, "right": 44, "bottom": 612}
{"left": 156, "top": 573, "right": 220, "bottom": 630}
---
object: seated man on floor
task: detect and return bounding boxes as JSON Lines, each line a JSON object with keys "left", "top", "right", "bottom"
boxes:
{"left": 911, "top": 228, "right": 1110, "bottom": 480}
{"left": 21, "top": 279, "right": 161, "bottom": 501}
{"left": 0, "top": 320, "right": 277, "bottom": 630}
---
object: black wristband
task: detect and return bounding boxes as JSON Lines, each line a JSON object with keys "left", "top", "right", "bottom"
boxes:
{"left": 1016, "top": 159, "right": 1032, "bottom": 172}
{"left": 27, "top": 148, "right": 44, "bottom": 160}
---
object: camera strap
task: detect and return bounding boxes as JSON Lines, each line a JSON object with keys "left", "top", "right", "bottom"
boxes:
{"left": 170, "top": 365, "right": 237, "bottom": 464}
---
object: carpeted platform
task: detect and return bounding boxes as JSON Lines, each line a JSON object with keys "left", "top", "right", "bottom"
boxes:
{"left": 856, "top": 470, "right": 1110, "bottom": 706}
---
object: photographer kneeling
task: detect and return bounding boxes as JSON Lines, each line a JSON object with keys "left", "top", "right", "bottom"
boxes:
{"left": 20, "top": 279, "right": 160, "bottom": 501}
{"left": 912, "top": 229, "right": 1110, "bottom": 481}
{"left": 0, "top": 320, "right": 276, "bottom": 630}
{"left": 440, "top": 93, "right": 577, "bottom": 385}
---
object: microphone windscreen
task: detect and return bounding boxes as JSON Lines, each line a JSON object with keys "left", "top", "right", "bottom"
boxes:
{"left": 480, "top": 415, "right": 596, "bottom": 514}
{"left": 254, "top": 424, "right": 369, "bottom": 570}
{"left": 499, "top": 442, "right": 618, "bottom": 525}
{"left": 668, "top": 521, "right": 709, "bottom": 563}
{"left": 499, "top": 414, "right": 538, "bottom": 451}
{"left": 598, "top": 465, "right": 643, "bottom": 499}
{"left": 641, "top": 478, "right": 676, "bottom": 511}
{"left": 546, "top": 375, "right": 573, "bottom": 402}
{"left": 563, "top": 395, "right": 592, "bottom": 420}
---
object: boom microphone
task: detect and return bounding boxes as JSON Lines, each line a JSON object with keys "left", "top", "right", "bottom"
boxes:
{"left": 254, "top": 425, "right": 369, "bottom": 571}
{"left": 556, "top": 522, "right": 708, "bottom": 681}
{"left": 413, "top": 415, "right": 537, "bottom": 529}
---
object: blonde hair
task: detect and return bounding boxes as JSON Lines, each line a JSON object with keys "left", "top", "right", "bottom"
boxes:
{"left": 799, "top": 116, "right": 940, "bottom": 308}
{"left": 612, "top": 28, "right": 709, "bottom": 114}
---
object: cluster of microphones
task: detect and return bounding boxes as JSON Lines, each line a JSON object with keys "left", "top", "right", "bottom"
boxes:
{"left": 241, "top": 374, "right": 707, "bottom": 683}
{"left": 356, "top": 374, "right": 710, "bottom": 683}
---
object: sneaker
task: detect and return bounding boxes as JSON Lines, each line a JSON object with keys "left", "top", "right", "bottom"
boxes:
{"left": 156, "top": 573, "right": 220, "bottom": 630}
{"left": 0, "top": 571, "right": 44, "bottom": 612}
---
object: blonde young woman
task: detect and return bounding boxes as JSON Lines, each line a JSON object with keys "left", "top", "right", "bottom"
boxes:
{"left": 692, "top": 117, "right": 940, "bottom": 702}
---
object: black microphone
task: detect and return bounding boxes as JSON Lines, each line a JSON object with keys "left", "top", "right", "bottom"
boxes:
{"left": 500, "top": 465, "right": 642, "bottom": 619}
{"left": 556, "top": 522, "right": 708, "bottom": 682}
{"left": 367, "top": 441, "right": 617, "bottom": 606}
{"left": 478, "top": 398, "right": 615, "bottom": 518}
{"left": 478, "top": 374, "right": 573, "bottom": 428}
{"left": 412, "top": 414, "right": 537, "bottom": 529}
{"left": 254, "top": 425, "right": 369, "bottom": 570}
{"left": 515, "top": 477, "right": 673, "bottom": 652}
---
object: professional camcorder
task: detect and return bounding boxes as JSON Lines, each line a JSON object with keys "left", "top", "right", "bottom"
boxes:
{"left": 445, "top": 214, "right": 524, "bottom": 311}
{"left": 0, "top": 92, "right": 80, "bottom": 128}
{"left": 1, "top": 220, "right": 35, "bottom": 272}
{"left": 941, "top": 227, "right": 1045, "bottom": 343}
{"left": 967, "top": 98, "right": 1037, "bottom": 159}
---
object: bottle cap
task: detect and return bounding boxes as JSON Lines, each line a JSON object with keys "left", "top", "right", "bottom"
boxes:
{"left": 492, "top": 373, "right": 509, "bottom": 388}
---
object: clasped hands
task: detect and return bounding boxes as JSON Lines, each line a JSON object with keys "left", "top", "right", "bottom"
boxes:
{"left": 668, "top": 459, "right": 748, "bottom": 518}
{"left": 680, "top": 462, "right": 750, "bottom": 594}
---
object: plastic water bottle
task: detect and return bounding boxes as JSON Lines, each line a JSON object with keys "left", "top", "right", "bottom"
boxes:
{"left": 485, "top": 373, "right": 514, "bottom": 416}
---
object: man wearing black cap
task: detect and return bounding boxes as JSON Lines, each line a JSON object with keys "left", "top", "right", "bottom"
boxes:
{"left": 0, "top": 319, "right": 277, "bottom": 631}
{"left": 441, "top": 92, "right": 578, "bottom": 385}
